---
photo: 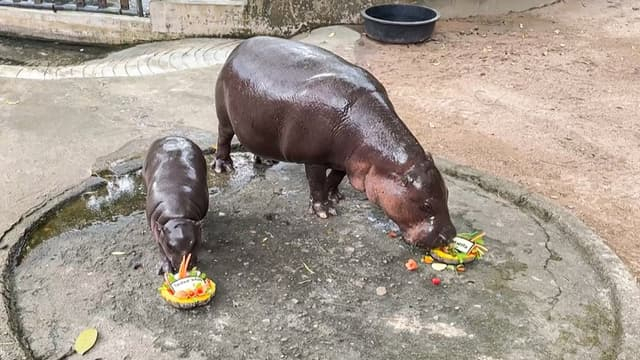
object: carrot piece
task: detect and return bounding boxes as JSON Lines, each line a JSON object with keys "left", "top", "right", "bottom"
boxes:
{"left": 178, "top": 253, "right": 192, "bottom": 279}
{"left": 405, "top": 259, "right": 418, "bottom": 271}
{"left": 177, "top": 255, "right": 186, "bottom": 278}
{"left": 184, "top": 253, "right": 192, "bottom": 277}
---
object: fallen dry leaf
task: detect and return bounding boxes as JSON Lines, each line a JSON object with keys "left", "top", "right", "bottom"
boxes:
{"left": 74, "top": 328, "right": 98, "bottom": 355}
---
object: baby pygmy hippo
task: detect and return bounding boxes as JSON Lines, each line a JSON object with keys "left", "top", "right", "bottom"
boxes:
{"left": 142, "top": 136, "right": 209, "bottom": 274}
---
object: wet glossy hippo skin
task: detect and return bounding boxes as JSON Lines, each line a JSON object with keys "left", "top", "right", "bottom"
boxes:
{"left": 214, "top": 36, "right": 455, "bottom": 249}
{"left": 143, "top": 136, "right": 209, "bottom": 274}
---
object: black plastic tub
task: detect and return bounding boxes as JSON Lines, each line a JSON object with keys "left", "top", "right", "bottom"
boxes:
{"left": 361, "top": 4, "right": 440, "bottom": 44}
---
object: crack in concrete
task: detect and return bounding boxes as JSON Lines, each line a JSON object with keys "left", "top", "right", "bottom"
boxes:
{"left": 438, "top": 166, "right": 564, "bottom": 309}
{"left": 530, "top": 214, "right": 563, "bottom": 310}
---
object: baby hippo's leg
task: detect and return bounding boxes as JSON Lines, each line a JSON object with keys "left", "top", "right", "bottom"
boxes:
{"left": 255, "top": 155, "right": 280, "bottom": 166}
{"left": 157, "top": 258, "right": 173, "bottom": 275}
{"left": 151, "top": 220, "right": 173, "bottom": 275}
{"left": 305, "top": 164, "right": 337, "bottom": 218}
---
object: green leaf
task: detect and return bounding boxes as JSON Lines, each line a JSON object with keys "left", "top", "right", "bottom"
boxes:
{"left": 74, "top": 328, "right": 98, "bottom": 355}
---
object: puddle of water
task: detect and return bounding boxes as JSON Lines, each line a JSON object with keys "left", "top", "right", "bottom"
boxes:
{"left": 22, "top": 174, "right": 146, "bottom": 260}
{"left": 0, "top": 35, "right": 127, "bottom": 67}
{"left": 21, "top": 153, "right": 264, "bottom": 262}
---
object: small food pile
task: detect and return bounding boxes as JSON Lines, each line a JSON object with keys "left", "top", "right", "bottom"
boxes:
{"left": 404, "top": 230, "right": 488, "bottom": 278}
{"left": 158, "top": 254, "right": 216, "bottom": 309}
{"left": 429, "top": 230, "right": 487, "bottom": 266}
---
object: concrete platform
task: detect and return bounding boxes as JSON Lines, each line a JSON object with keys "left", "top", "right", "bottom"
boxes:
{"left": 4, "top": 151, "right": 635, "bottom": 359}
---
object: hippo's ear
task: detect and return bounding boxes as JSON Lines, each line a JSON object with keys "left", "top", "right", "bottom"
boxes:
{"left": 390, "top": 171, "right": 417, "bottom": 188}
{"left": 155, "top": 221, "right": 165, "bottom": 235}
{"left": 401, "top": 168, "right": 423, "bottom": 189}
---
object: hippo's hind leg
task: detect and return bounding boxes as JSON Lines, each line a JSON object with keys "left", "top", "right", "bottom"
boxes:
{"left": 213, "top": 99, "right": 235, "bottom": 174}
{"left": 327, "top": 169, "right": 346, "bottom": 204}
{"left": 305, "top": 164, "right": 337, "bottom": 219}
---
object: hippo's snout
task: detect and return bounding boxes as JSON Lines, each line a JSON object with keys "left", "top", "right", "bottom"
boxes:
{"left": 405, "top": 221, "right": 456, "bottom": 249}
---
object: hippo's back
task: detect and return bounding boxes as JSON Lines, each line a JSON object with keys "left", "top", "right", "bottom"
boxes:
{"left": 216, "top": 36, "right": 409, "bottom": 165}
{"left": 143, "top": 136, "right": 209, "bottom": 223}
{"left": 220, "top": 36, "right": 384, "bottom": 101}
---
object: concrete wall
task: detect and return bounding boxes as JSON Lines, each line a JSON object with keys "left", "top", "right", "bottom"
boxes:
{"left": 150, "top": 0, "right": 247, "bottom": 36}
{"left": 152, "top": 0, "right": 558, "bottom": 37}
{"left": 0, "top": 0, "right": 557, "bottom": 44}
{"left": 244, "top": 0, "right": 554, "bottom": 35}
{"left": 0, "top": 7, "right": 179, "bottom": 44}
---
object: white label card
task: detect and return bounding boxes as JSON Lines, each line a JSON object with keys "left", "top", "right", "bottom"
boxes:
{"left": 453, "top": 237, "right": 475, "bottom": 254}
{"left": 170, "top": 276, "right": 206, "bottom": 292}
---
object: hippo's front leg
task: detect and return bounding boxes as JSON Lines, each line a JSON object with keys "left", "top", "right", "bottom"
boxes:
{"left": 157, "top": 258, "right": 173, "bottom": 275}
{"left": 151, "top": 220, "right": 173, "bottom": 275}
{"left": 305, "top": 164, "right": 337, "bottom": 218}
{"left": 327, "top": 169, "right": 346, "bottom": 204}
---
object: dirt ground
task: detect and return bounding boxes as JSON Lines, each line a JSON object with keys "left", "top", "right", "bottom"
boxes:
{"left": 351, "top": 0, "right": 640, "bottom": 277}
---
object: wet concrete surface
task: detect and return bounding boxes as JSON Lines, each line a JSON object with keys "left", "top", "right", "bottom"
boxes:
{"left": 13, "top": 153, "right": 617, "bottom": 359}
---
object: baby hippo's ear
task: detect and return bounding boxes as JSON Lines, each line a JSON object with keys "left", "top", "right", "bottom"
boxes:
{"left": 156, "top": 221, "right": 166, "bottom": 235}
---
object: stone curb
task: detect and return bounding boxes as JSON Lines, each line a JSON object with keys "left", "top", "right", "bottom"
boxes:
{"left": 0, "top": 25, "right": 360, "bottom": 80}
{"left": 1, "top": 149, "right": 638, "bottom": 359}
{"left": 0, "top": 177, "right": 106, "bottom": 360}
{"left": 0, "top": 39, "right": 241, "bottom": 80}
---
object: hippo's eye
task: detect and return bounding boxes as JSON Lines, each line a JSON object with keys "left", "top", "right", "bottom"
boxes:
{"left": 421, "top": 202, "right": 433, "bottom": 213}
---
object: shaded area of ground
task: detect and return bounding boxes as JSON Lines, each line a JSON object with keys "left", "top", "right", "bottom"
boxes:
{"left": 0, "top": 35, "right": 120, "bottom": 66}
{"left": 14, "top": 153, "right": 616, "bottom": 359}
{"left": 350, "top": 0, "right": 640, "bottom": 276}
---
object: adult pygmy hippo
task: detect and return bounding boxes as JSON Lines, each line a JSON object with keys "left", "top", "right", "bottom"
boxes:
{"left": 214, "top": 36, "right": 456, "bottom": 249}
{"left": 143, "top": 136, "right": 209, "bottom": 274}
